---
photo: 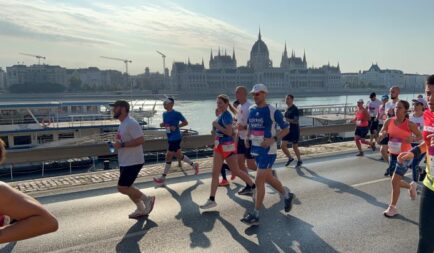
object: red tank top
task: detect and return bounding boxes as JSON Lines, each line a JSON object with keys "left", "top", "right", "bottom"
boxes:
{"left": 355, "top": 110, "right": 369, "bottom": 127}
{"left": 387, "top": 117, "right": 411, "bottom": 154}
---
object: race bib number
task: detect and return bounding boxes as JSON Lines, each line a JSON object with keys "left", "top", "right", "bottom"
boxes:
{"left": 165, "top": 127, "right": 171, "bottom": 134}
{"left": 222, "top": 143, "right": 236, "bottom": 152}
{"left": 424, "top": 126, "right": 434, "bottom": 132}
{"left": 250, "top": 130, "right": 264, "bottom": 147}
{"left": 388, "top": 138, "right": 402, "bottom": 154}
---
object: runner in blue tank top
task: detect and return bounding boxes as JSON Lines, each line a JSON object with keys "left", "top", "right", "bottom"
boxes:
{"left": 241, "top": 84, "right": 295, "bottom": 225}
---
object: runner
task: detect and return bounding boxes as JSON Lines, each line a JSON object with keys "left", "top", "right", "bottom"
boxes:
{"left": 380, "top": 86, "right": 401, "bottom": 164}
{"left": 0, "top": 139, "right": 58, "bottom": 243}
{"left": 399, "top": 75, "right": 434, "bottom": 252}
{"left": 111, "top": 100, "right": 155, "bottom": 219}
{"left": 235, "top": 86, "right": 257, "bottom": 174}
{"left": 153, "top": 97, "right": 199, "bottom": 186}
{"left": 377, "top": 95, "right": 389, "bottom": 162}
{"left": 281, "top": 94, "right": 302, "bottom": 168}
{"left": 409, "top": 98, "right": 426, "bottom": 184}
{"left": 380, "top": 100, "right": 421, "bottom": 217}
{"left": 200, "top": 94, "right": 256, "bottom": 209}
{"left": 241, "top": 84, "right": 294, "bottom": 225}
{"left": 366, "top": 92, "right": 382, "bottom": 145}
{"left": 352, "top": 99, "right": 375, "bottom": 156}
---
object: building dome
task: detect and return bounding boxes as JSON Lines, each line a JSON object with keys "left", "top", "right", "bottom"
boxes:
{"left": 250, "top": 30, "right": 269, "bottom": 57}
{"left": 248, "top": 29, "right": 272, "bottom": 71}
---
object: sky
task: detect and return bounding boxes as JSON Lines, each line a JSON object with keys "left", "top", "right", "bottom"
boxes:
{"left": 0, "top": 0, "right": 433, "bottom": 75}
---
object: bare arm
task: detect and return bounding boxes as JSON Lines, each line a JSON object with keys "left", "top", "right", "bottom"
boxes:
{"left": 123, "top": 136, "right": 145, "bottom": 147}
{"left": 0, "top": 183, "right": 58, "bottom": 243}
{"left": 179, "top": 120, "right": 188, "bottom": 128}
{"left": 408, "top": 122, "right": 422, "bottom": 142}
{"left": 213, "top": 122, "right": 233, "bottom": 136}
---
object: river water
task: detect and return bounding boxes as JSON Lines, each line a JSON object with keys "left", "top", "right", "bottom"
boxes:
{"left": 139, "top": 92, "right": 420, "bottom": 134}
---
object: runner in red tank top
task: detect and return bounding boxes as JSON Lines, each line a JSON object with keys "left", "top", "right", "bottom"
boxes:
{"left": 352, "top": 99, "right": 375, "bottom": 156}
{"left": 380, "top": 100, "right": 421, "bottom": 217}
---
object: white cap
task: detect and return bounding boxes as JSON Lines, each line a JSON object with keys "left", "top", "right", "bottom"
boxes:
{"left": 357, "top": 99, "right": 364, "bottom": 103}
{"left": 250, "top": 83, "right": 268, "bottom": 94}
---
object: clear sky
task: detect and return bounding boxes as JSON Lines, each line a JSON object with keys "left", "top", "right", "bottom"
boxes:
{"left": 1, "top": 0, "right": 433, "bottom": 75}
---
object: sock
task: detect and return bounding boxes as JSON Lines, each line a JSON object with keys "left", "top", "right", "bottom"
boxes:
{"left": 283, "top": 187, "right": 290, "bottom": 198}
{"left": 135, "top": 199, "right": 146, "bottom": 211}
{"left": 163, "top": 162, "right": 172, "bottom": 175}
{"left": 210, "top": 196, "right": 215, "bottom": 202}
{"left": 253, "top": 209, "right": 260, "bottom": 217}
{"left": 182, "top": 155, "right": 194, "bottom": 166}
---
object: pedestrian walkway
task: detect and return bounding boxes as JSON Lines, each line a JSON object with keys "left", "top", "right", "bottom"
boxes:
{"left": 10, "top": 141, "right": 358, "bottom": 194}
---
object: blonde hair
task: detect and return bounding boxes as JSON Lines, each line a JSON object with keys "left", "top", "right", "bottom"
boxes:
{"left": 0, "top": 139, "right": 5, "bottom": 164}
{"left": 217, "top": 94, "right": 237, "bottom": 115}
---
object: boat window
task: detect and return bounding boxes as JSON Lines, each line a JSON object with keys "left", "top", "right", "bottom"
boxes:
{"left": 0, "top": 136, "right": 9, "bottom": 148}
{"left": 37, "top": 134, "right": 54, "bottom": 144}
{"left": 13, "top": 135, "right": 32, "bottom": 146}
{"left": 59, "top": 132, "right": 74, "bottom": 139}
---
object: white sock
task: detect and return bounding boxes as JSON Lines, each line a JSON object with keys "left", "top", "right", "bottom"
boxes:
{"left": 136, "top": 199, "right": 146, "bottom": 211}
{"left": 182, "top": 155, "right": 194, "bottom": 166}
{"left": 282, "top": 187, "right": 290, "bottom": 198}
{"left": 163, "top": 162, "right": 172, "bottom": 175}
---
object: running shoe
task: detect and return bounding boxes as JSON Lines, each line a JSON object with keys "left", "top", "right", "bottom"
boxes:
{"left": 219, "top": 179, "right": 230, "bottom": 187}
{"left": 383, "top": 205, "right": 398, "bottom": 218}
{"left": 409, "top": 182, "right": 417, "bottom": 200}
{"left": 193, "top": 163, "right": 200, "bottom": 175}
{"left": 153, "top": 176, "right": 166, "bottom": 187}
{"left": 142, "top": 196, "right": 156, "bottom": 216}
{"left": 199, "top": 199, "right": 217, "bottom": 210}
{"left": 128, "top": 209, "right": 147, "bottom": 219}
{"left": 296, "top": 160, "right": 303, "bottom": 168}
{"left": 285, "top": 157, "right": 295, "bottom": 167}
{"left": 284, "top": 190, "right": 295, "bottom": 213}
{"left": 238, "top": 185, "right": 253, "bottom": 196}
{"left": 356, "top": 152, "right": 364, "bottom": 157}
{"left": 384, "top": 169, "right": 390, "bottom": 177}
{"left": 241, "top": 213, "right": 259, "bottom": 225}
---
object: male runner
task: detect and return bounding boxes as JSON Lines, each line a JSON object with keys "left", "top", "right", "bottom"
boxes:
{"left": 241, "top": 84, "right": 295, "bottom": 225}
{"left": 366, "top": 92, "right": 382, "bottom": 144}
{"left": 111, "top": 100, "right": 155, "bottom": 219}
{"left": 281, "top": 94, "right": 302, "bottom": 168}
{"left": 153, "top": 97, "right": 199, "bottom": 186}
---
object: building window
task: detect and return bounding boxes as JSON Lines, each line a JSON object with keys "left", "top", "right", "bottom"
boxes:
{"left": 13, "top": 135, "right": 32, "bottom": 146}
{"left": 37, "top": 134, "right": 54, "bottom": 144}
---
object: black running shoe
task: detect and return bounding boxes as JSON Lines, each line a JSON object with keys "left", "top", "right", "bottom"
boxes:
{"left": 241, "top": 213, "right": 259, "bottom": 225}
{"left": 384, "top": 170, "right": 389, "bottom": 176}
{"left": 238, "top": 185, "right": 253, "bottom": 196}
{"left": 296, "top": 160, "right": 303, "bottom": 168}
{"left": 284, "top": 192, "right": 295, "bottom": 213}
{"left": 285, "top": 157, "right": 294, "bottom": 167}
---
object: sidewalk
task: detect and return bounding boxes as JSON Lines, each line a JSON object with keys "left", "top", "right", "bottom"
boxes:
{"left": 10, "top": 141, "right": 359, "bottom": 195}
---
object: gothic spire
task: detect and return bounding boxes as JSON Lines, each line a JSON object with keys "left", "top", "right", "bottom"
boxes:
{"left": 232, "top": 47, "right": 236, "bottom": 60}
{"left": 303, "top": 50, "right": 306, "bottom": 63}
{"left": 283, "top": 42, "right": 288, "bottom": 57}
{"left": 210, "top": 49, "right": 213, "bottom": 60}
{"left": 258, "top": 27, "right": 262, "bottom": 40}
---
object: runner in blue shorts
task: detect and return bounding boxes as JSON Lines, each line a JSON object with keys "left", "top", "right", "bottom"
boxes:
{"left": 241, "top": 84, "right": 295, "bottom": 225}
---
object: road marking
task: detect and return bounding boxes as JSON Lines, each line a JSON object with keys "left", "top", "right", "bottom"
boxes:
{"left": 351, "top": 172, "right": 412, "bottom": 188}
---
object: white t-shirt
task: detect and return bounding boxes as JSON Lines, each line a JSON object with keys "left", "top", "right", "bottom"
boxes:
{"left": 366, "top": 99, "right": 381, "bottom": 118}
{"left": 385, "top": 100, "right": 397, "bottom": 118}
{"left": 116, "top": 116, "right": 145, "bottom": 167}
{"left": 410, "top": 114, "right": 424, "bottom": 131}
{"left": 236, "top": 100, "right": 252, "bottom": 140}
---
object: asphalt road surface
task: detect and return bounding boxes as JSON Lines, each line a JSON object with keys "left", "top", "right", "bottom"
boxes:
{"left": 0, "top": 152, "right": 421, "bottom": 253}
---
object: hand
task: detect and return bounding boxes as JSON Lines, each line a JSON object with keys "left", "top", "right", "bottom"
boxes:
{"left": 160, "top": 122, "right": 164, "bottom": 128}
{"left": 398, "top": 152, "right": 414, "bottom": 164}
{"left": 244, "top": 139, "right": 250, "bottom": 148}
{"left": 261, "top": 138, "right": 275, "bottom": 148}
{"left": 170, "top": 126, "right": 177, "bottom": 131}
{"left": 114, "top": 141, "right": 122, "bottom": 149}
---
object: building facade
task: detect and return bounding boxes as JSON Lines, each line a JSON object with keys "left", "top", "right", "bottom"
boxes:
{"left": 0, "top": 68, "right": 6, "bottom": 91}
{"left": 6, "top": 64, "right": 67, "bottom": 86}
{"left": 170, "top": 30, "right": 342, "bottom": 94}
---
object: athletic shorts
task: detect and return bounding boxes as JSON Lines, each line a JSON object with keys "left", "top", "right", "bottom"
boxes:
{"left": 379, "top": 135, "right": 389, "bottom": 145}
{"left": 355, "top": 126, "right": 369, "bottom": 138}
{"left": 168, "top": 140, "right": 182, "bottom": 152}
{"left": 214, "top": 142, "right": 237, "bottom": 159}
{"left": 369, "top": 118, "right": 379, "bottom": 134}
{"left": 282, "top": 130, "right": 300, "bottom": 144}
{"left": 118, "top": 164, "right": 143, "bottom": 187}
{"left": 255, "top": 154, "right": 277, "bottom": 170}
{"left": 394, "top": 159, "right": 413, "bottom": 176}
{"left": 237, "top": 139, "right": 254, "bottom": 159}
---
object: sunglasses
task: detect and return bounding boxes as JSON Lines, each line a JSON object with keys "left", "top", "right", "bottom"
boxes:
{"left": 253, "top": 92, "right": 263, "bottom": 97}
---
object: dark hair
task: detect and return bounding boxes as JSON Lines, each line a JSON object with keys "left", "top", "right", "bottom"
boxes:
{"left": 427, "top": 75, "right": 434, "bottom": 85}
{"left": 217, "top": 94, "right": 237, "bottom": 115}
{"left": 287, "top": 94, "right": 294, "bottom": 99}
{"left": 370, "top": 92, "right": 376, "bottom": 98}
{"left": 398, "top": 100, "right": 410, "bottom": 119}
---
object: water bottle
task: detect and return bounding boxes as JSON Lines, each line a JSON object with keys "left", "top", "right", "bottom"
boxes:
{"left": 107, "top": 141, "right": 115, "bottom": 154}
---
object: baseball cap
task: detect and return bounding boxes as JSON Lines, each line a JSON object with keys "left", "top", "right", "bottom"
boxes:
{"left": 369, "top": 92, "right": 376, "bottom": 98}
{"left": 381, "top": 94, "right": 389, "bottom": 100}
{"left": 250, "top": 83, "right": 268, "bottom": 94}
{"left": 109, "top": 100, "right": 130, "bottom": 112}
{"left": 412, "top": 98, "right": 426, "bottom": 107}
{"left": 357, "top": 99, "right": 364, "bottom": 103}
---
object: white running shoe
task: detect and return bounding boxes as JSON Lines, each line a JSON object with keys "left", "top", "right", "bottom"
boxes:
{"left": 199, "top": 199, "right": 217, "bottom": 209}
{"left": 153, "top": 176, "right": 166, "bottom": 187}
{"left": 128, "top": 209, "right": 147, "bottom": 219}
{"left": 142, "top": 196, "right": 156, "bottom": 216}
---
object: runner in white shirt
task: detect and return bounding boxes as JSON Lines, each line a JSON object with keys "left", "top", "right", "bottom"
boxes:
{"left": 366, "top": 92, "right": 382, "bottom": 145}
{"left": 380, "top": 86, "right": 401, "bottom": 166}
{"left": 377, "top": 95, "right": 389, "bottom": 162}
{"left": 409, "top": 98, "right": 426, "bottom": 184}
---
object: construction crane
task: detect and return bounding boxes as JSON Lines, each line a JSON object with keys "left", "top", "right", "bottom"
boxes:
{"left": 20, "top": 53, "right": 46, "bottom": 65}
{"left": 100, "top": 56, "right": 133, "bottom": 104}
{"left": 156, "top": 50, "right": 166, "bottom": 74}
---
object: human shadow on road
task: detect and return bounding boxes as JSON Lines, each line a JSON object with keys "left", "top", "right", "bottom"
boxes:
{"left": 115, "top": 218, "right": 158, "bottom": 253}
{"left": 295, "top": 165, "right": 389, "bottom": 209}
{"left": 0, "top": 242, "right": 16, "bottom": 253}
{"left": 164, "top": 180, "right": 220, "bottom": 249}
